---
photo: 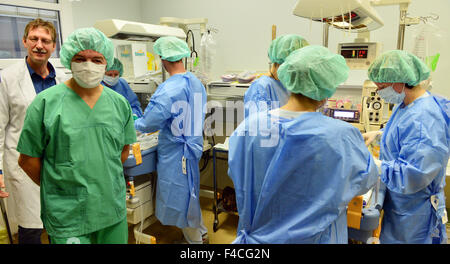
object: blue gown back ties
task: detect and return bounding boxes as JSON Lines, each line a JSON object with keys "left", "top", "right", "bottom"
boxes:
{"left": 228, "top": 111, "right": 379, "bottom": 243}
{"left": 134, "top": 72, "right": 207, "bottom": 229}
{"left": 244, "top": 76, "right": 290, "bottom": 118}
{"left": 378, "top": 94, "right": 449, "bottom": 244}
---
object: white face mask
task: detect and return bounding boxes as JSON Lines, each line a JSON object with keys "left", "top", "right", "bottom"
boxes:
{"left": 71, "top": 61, "right": 106, "bottom": 89}
{"left": 103, "top": 75, "right": 120, "bottom": 87}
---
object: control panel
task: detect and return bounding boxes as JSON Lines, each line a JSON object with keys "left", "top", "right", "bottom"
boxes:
{"left": 362, "top": 80, "right": 386, "bottom": 125}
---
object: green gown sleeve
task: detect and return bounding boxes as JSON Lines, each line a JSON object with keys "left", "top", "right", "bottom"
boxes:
{"left": 17, "top": 96, "right": 46, "bottom": 158}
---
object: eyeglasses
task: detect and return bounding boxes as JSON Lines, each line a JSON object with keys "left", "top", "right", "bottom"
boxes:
{"left": 27, "top": 36, "right": 53, "bottom": 45}
{"left": 376, "top": 83, "right": 394, "bottom": 90}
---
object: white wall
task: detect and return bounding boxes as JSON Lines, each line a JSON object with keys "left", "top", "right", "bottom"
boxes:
{"left": 70, "top": 0, "right": 146, "bottom": 62}
{"left": 71, "top": 0, "right": 143, "bottom": 29}
{"left": 140, "top": 0, "right": 450, "bottom": 98}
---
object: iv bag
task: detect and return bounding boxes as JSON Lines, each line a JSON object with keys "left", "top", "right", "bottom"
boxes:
{"left": 411, "top": 22, "right": 443, "bottom": 72}
{"left": 198, "top": 31, "right": 217, "bottom": 83}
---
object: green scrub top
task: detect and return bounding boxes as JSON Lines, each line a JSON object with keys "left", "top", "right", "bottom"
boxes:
{"left": 17, "top": 83, "right": 137, "bottom": 238}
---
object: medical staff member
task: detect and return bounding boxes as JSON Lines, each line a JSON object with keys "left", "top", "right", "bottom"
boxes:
{"left": 16, "top": 27, "right": 136, "bottom": 244}
{"left": 244, "top": 34, "right": 309, "bottom": 118}
{"left": 365, "top": 50, "right": 449, "bottom": 244}
{"left": 0, "top": 18, "right": 67, "bottom": 244}
{"left": 102, "top": 58, "right": 143, "bottom": 119}
{"left": 135, "top": 37, "right": 208, "bottom": 244}
{"left": 228, "top": 46, "right": 379, "bottom": 244}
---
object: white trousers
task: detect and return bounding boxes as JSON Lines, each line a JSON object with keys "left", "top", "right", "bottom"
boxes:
{"left": 182, "top": 219, "right": 208, "bottom": 244}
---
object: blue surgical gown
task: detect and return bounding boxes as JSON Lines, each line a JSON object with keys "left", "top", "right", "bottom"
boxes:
{"left": 134, "top": 72, "right": 207, "bottom": 228}
{"left": 244, "top": 76, "right": 290, "bottom": 118}
{"left": 102, "top": 78, "right": 143, "bottom": 118}
{"left": 228, "top": 111, "right": 379, "bottom": 243}
{"left": 378, "top": 93, "right": 449, "bottom": 244}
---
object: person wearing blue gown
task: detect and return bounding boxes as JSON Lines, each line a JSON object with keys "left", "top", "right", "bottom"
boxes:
{"left": 244, "top": 34, "right": 309, "bottom": 118}
{"left": 134, "top": 37, "right": 208, "bottom": 244}
{"left": 102, "top": 58, "right": 143, "bottom": 119}
{"left": 365, "top": 50, "right": 449, "bottom": 244}
{"left": 228, "top": 45, "right": 379, "bottom": 244}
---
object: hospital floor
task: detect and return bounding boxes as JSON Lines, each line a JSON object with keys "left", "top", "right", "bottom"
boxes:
{"left": 127, "top": 197, "right": 239, "bottom": 244}
{"left": 15, "top": 197, "right": 238, "bottom": 244}
{"left": 11, "top": 203, "right": 450, "bottom": 244}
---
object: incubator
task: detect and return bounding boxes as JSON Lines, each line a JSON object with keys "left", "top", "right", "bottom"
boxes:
{"left": 116, "top": 43, "right": 148, "bottom": 81}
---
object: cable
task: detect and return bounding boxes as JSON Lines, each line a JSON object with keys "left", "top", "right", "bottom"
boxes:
{"left": 199, "top": 110, "right": 216, "bottom": 173}
{"left": 185, "top": 30, "right": 198, "bottom": 69}
{"left": 199, "top": 150, "right": 210, "bottom": 172}
{"left": 186, "top": 30, "right": 196, "bottom": 54}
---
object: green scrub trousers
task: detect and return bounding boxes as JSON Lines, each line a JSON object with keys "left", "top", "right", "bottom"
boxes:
{"left": 50, "top": 217, "right": 128, "bottom": 244}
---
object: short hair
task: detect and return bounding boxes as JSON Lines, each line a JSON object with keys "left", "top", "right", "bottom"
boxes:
{"left": 23, "top": 18, "right": 57, "bottom": 42}
{"left": 163, "top": 59, "right": 183, "bottom": 63}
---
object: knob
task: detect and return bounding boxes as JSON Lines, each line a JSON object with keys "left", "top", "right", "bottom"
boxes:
{"left": 372, "top": 102, "right": 382, "bottom": 110}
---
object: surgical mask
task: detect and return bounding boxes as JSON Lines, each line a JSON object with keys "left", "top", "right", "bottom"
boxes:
{"left": 71, "top": 61, "right": 106, "bottom": 89}
{"left": 103, "top": 75, "right": 120, "bottom": 87}
{"left": 377, "top": 85, "right": 405, "bottom": 104}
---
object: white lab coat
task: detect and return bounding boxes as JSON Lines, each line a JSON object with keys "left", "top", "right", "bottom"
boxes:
{"left": 0, "top": 59, "right": 67, "bottom": 230}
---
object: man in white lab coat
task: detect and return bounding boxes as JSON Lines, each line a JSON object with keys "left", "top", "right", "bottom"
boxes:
{"left": 0, "top": 18, "right": 67, "bottom": 244}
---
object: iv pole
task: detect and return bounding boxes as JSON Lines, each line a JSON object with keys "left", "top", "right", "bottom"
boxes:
{"left": 396, "top": 3, "right": 408, "bottom": 50}
{"left": 323, "top": 24, "right": 330, "bottom": 47}
{"left": 370, "top": 0, "right": 417, "bottom": 51}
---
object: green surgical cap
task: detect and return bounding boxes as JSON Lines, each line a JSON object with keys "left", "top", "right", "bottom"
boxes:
{"left": 278, "top": 45, "right": 349, "bottom": 101}
{"left": 107, "top": 58, "right": 124, "bottom": 77}
{"left": 153, "top": 36, "right": 190, "bottom": 62}
{"left": 60, "top": 27, "right": 114, "bottom": 70}
{"left": 268, "top": 34, "right": 309, "bottom": 64}
{"left": 368, "top": 50, "right": 430, "bottom": 86}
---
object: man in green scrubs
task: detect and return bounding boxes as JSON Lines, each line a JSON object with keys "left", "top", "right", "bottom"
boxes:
{"left": 16, "top": 28, "right": 137, "bottom": 244}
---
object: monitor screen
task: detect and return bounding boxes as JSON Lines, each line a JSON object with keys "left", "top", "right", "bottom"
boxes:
{"left": 334, "top": 111, "right": 355, "bottom": 118}
{"left": 341, "top": 49, "right": 368, "bottom": 59}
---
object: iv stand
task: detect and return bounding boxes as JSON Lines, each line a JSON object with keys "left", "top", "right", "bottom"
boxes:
{"left": 396, "top": 3, "right": 409, "bottom": 50}
{"left": 323, "top": 24, "right": 330, "bottom": 47}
